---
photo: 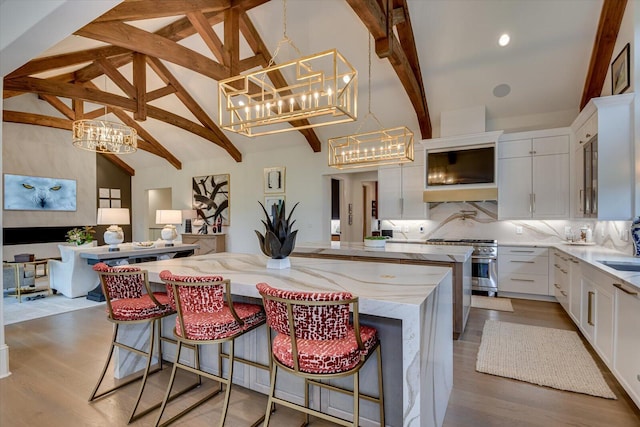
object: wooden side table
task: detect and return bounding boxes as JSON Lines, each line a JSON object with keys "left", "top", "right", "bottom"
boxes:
{"left": 181, "top": 234, "right": 225, "bottom": 255}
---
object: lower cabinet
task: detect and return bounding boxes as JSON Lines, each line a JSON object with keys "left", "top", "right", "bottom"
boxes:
{"left": 552, "top": 250, "right": 569, "bottom": 311}
{"left": 579, "top": 264, "right": 614, "bottom": 365}
{"left": 614, "top": 284, "right": 640, "bottom": 408}
{"left": 568, "top": 256, "right": 582, "bottom": 323}
{"left": 498, "top": 246, "right": 549, "bottom": 295}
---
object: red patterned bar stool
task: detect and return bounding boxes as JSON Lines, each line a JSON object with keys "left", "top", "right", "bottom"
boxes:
{"left": 89, "top": 263, "right": 176, "bottom": 423}
{"left": 256, "top": 283, "right": 385, "bottom": 427}
{"left": 155, "top": 271, "right": 268, "bottom": 427}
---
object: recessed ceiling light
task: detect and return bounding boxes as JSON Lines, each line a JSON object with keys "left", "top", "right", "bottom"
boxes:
{"left": 493, "top": 83, "right": 511, "bottom": 98}
{"left": 498, "top": 33, "right": 510, "bottom": 47}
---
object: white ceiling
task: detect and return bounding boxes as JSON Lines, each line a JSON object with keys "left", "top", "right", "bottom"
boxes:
{"left": 3, "top": 0, "right": 605, "bottom": 171}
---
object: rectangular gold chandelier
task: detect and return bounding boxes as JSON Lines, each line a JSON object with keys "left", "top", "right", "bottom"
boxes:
{"left": 328, "top": 126, "right": 414, "bottom": 169}
{"left": 218, "top": 49, "right": 357, "bottom": 137}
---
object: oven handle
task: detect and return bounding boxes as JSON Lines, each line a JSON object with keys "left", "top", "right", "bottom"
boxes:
{"left": 473, "top": 257, "right": 496, "bottom": 263}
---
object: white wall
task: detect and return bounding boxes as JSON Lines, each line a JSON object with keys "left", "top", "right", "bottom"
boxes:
{"left": 132, "top": 141, "right": 378, "bottom": 253}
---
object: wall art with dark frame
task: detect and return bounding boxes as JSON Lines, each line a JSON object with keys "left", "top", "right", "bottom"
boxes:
{"left": 3, "top": 173, "right": 77, "bottom": 211}
{"left": 192, "top": 174, "right": 230, "bottom": 234}
{"left": 611, "top": 43, "right": 630, "bottom": 95}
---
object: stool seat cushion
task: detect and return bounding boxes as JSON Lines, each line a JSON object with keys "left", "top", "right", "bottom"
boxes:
{"left": 176, "top": 303, "right": 266, "bottom": 341}
{"left": 110, "top": 292, "right": 174, "bottom": 321}
{"left": 272, "top": 325, "right": 378, "bottom": 374}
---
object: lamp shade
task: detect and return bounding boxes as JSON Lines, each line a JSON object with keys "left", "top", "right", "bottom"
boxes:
{"left": 97, "top": 208, "right": 130, "bottom": 225}
{"left": 156, "top": 210, "right": 182, "bottom": 225}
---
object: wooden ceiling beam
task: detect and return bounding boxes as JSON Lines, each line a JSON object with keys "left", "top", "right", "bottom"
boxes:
{"left": 224, "top": 7, "right": 241, "bottom": 75}
{"left": 147, "top": 85, "right": 177, "bottom": 101}
{"left": 146, "top": 57, "right": 241, "bottom": 160}
{"left": 75, "top": 21, "right": 230, "bottom": 80}
{"left": 3, "top": 110, "right": 72, "bottom": 131}
{"left": 5, "top": 45, "right": 130, "bottom": 80}
{"left": 346, "top": 0, "right": 432, "bottom": 139}
{"left": 132, "top": 53, "right": 147, "bottom": 120}
{"left": 40, "top": 95, "right": 75, "bottom": 120}
{"left": 580, "top": 0, "right": 628, "bottom": 109}
{"left": 94, "top": 0, "right": 232, "bottom": 22}
{"left": 95, "top": 58, "right": 136, "bottom": 98}
{"left": 187, "top": 11, "right": 226, "bottom": 63}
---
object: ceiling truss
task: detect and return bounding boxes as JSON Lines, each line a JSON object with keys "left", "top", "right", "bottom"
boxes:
{"left": 3, "top": 0, "right": 429, "bottom": 173}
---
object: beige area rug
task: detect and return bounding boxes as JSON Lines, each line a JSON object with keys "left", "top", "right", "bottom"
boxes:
{"left": 476, "top": 320, "right": 616, "bottom": 399}
{"left": 471, "top": 295, "right": 514, "bottom": 312}
{"left": 3, "top": 292, "right": 104, "bottom": 325}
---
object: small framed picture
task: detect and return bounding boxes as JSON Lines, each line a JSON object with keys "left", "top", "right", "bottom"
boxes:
{"left": 110, "top": 199, "right": 121, "bottom": 208}
{"left": 611, "top": 43, "right": 630, "bottom": 95}
{"left": 99, "top": 188, "right": 110, "bottom": 198}
{"left": 110, "top": 188, "right": 121, "bottom": 199}
{"left": 99, "top": 199, "right": 110, "bottom": 208}
{"left": 264, "top": 195, "right": 285, "bottom": 221}
{"left": 264, "top": 167, "right": 285, "bottom": 194}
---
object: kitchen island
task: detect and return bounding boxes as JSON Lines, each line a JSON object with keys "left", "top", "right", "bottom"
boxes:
{"left": 135, "top": 252, "right": 453, "bottom": 427}
{"left": 293, "top": 241, "right": 473, "bottom": 339}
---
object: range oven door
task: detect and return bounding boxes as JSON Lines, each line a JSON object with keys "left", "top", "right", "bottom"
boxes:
{"left": 472, "top": 257, "right": 497, "bottom": 292}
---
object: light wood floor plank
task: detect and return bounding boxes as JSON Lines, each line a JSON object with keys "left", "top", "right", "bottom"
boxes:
{"left": 0, "top": 298, "right": 638, "bottom": 426}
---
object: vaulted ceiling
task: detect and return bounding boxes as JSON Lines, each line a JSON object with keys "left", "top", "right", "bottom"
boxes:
{"left": 2, "top": 0, "right": 626, "bottom": 175}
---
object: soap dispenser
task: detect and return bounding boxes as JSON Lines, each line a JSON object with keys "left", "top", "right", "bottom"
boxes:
{"left": 585, "top": 226, "right": 592, "bottom": 243}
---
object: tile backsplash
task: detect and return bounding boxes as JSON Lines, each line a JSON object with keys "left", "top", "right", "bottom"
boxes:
{"left": 380, "top": 201, "right": 633, "bottom": 255}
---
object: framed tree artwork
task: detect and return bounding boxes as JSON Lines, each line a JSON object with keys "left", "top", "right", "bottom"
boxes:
{"left": 192, "top": 174, "right": 230, "bottom": 234}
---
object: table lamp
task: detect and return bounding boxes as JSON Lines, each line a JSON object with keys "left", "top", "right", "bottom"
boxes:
{"left": 97, "top": 208, "right": 130, "bottom": 251}
{"left": 156, "top": 210, "right": 182, "bottom": 246}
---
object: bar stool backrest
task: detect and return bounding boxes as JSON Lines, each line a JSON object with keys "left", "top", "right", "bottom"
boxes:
{"left": 159, "top": 270, "right": 225, "bottom": 313}
{"left": 256, "top": 283, "right": 354, "bottom": 341}
{"left": 93, "top": 263, "right": 145, "bottom": 299}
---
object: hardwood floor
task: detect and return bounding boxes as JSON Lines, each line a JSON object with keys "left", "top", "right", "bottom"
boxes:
{"left": 443, "top": 299, "right": 640, "bottom": 427}
{"left": 0, "top": 299, "right": 638, "bottom": 426}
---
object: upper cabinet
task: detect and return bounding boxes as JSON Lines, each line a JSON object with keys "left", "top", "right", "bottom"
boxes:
{"left": 378, "top": 163, "right": 427, "bottom": 220}
{"left": 498, "top": 129, "right": 570, "bottom": 219}
{"left": 378, "top": 150, "right": 427, "bottom": 220}
{"left": 571, "top": 93, "right": 635, "bottom": 220}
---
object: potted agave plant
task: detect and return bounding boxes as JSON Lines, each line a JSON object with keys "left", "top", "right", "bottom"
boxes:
{"left": 255, "top": 200, "right": 299, "bottom": 269}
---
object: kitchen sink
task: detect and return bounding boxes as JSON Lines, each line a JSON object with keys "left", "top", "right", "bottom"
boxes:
{"left": 598, "top": 260, "right": 640, "bottom": 272}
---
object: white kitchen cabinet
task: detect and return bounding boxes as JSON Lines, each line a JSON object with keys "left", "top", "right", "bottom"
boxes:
{"left": 579, "top": 264, "right": 615, "bottom": 365}
{"left": 571, "top": 93, "right": 634, "bottom": 220}
{"left": 377, "top": 163, "right": 427, "bottom": 220}
{"left": 552, "top": 250, "right": 569, "bottom": 311}
{"left": 498, "top": 246, "right": 549, "bottom": 295}
{"left": 614, "top": 283, "right": 640, "bottom": 408}
{"left": 498, "top": 131, "right": 570, "bottom": 219}
{"left": 568, "top": 256, "right": 582, "bottom": 323}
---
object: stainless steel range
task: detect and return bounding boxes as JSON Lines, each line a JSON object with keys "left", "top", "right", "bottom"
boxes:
{"left": 425, "top": 239, "right": 498, "bottom": 295}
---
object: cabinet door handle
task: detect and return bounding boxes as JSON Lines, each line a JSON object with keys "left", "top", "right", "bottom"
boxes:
{"left": 512, "top": 278, "right": 535, "bottom": 282}
{"left": 585, "top": 133, "right": 591, "bottom": 138}
{"left": 532, "top": 193, "right": 535, "bottom": 213}
{"left": 579, "top": 189, "right": 583, "bottom": 212}
{"left": 570, "top": 259, "right": 579, "bottom": 264}
{"left": 511, "top": 250, "right": 535, "bottom": 253}
{"left": 587, "top": 291, "right": 595, "bottom": 326}
{"left": 554, "top": 283, "right": 561, "bottom": 289}
{"left": 510, "top": 260, "right": 535, "bottom": 263}
{"left": 613, "top": 283, "right": 638, "bottom": 296}
{"left": 560, "top": 291, "right": 568, "bottom": 297}
{"left": 561, "top": 268, "right": 567, "bottom": 274}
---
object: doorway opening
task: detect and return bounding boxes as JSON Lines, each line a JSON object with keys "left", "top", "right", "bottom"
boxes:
{"left": 147, "top": 188, "right": 172, "bottom": 241}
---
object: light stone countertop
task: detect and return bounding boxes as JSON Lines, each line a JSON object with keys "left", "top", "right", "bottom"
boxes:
{"left": 139, "top": 252, "right": 450, "bottom": 310}
{"left": 294, "top": 241, "right": 473, "bottom": 263}
{"left": 551, "top": 243, "right": 640, "bottom": 291}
